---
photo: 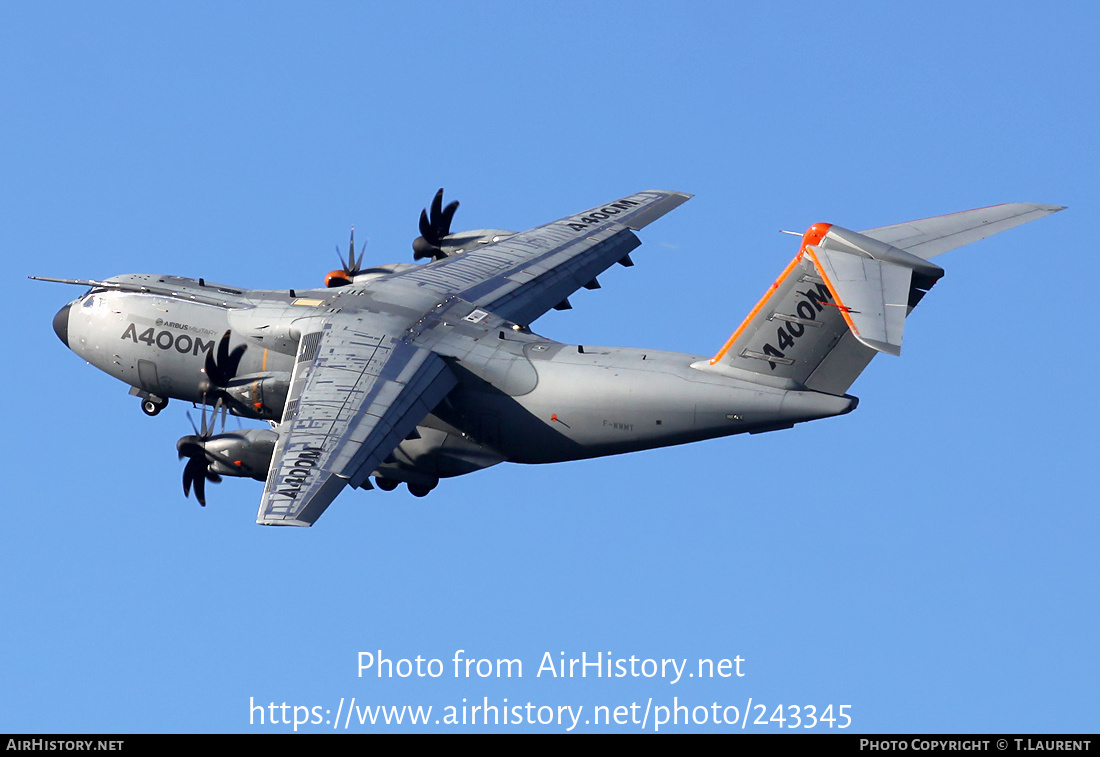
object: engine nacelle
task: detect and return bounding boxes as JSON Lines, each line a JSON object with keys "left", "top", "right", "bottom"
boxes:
{"left": 221, "top": 372, "right": 292, "bottom": 421}
{"left": 227, "top": 305, "right": 308, "bottom": 356}
{"left": 325, "top": 263, "right": 420, "bottom": 288}
{"left": 372, "top": 424, "right": 504, "bottom": 489}
{"left": 412, "top": 229, "right": 515, "bottom": 261}
{"left": 186, "top": 428, "right": 277, "bottom": 482}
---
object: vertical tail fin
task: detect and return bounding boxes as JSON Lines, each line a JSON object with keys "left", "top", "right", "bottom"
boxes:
{"left": 696, "top": 223, "right": 942, "bottom": 395}
{"left": 701, "top": 223, "right": 911, "bottom": 394}
{"left": 697, "top": 204, "right": 1063, "bottom": 395}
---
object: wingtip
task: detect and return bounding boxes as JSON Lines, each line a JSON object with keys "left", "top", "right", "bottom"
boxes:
{"left": 257, "top": 518, "right": 313, "bottom": 527}
{"left": 641, "top": 189, "right": 694, "bottom": 201}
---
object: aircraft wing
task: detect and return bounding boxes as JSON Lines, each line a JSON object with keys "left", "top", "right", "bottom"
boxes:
{"left": 392, "top": 190, "right": 691, "bottom": 325}
{"left": 256, "top": 314, "right": 457, "bottom": 526}
{"left": 860, "top": 202, "right": 1065, "bottom": 259}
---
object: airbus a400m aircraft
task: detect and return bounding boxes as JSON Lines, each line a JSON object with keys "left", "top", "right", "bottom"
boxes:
{"left": 36, "top": 190, "right": 1062, "bottom": 526}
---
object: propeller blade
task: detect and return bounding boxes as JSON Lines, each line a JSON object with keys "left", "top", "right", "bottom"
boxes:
{"left": 183, "top": 454, "right": 207, "bottom": 505}
{"left": 429, "top": 188, "right": 444, "bottom": 230}
{"left": 413, "top": 189, "right": 460, "bottom": 260}
{"left": 204, "top": 331, "right": 246, "bottom": 393}
{"left": 215, "top": 332, "right": 235, "bottom": 379}
{"left": 439, "top": 200, "right": 459, "bottom": 237}
{"left": 418, "top": 209, "right": 433, "bottom": 242}
{"left": 229, "top": 344, "right": 247, "bottom": 375}
{"left": 204, "top": 342, "right": 222, "bottom": 386}
{"left": 177, "top": 400, "right": 226, "bottom": 507}
{"left": 192, "top": 466, "right": 207, "bottom": 506}
{"left": 353, "top": 237, "right": 368, "bottom": 273}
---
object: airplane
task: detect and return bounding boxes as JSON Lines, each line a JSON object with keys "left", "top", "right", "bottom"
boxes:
{"left": 34, "top": 190, "right": 1063, "bottom": 526}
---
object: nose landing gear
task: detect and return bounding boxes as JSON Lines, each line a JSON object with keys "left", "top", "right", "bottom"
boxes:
{"left": 140, "top": 395, "right": 168, "bottom": 416}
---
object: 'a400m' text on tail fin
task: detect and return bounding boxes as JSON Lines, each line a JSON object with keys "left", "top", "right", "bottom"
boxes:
{"left": 700, "top": 222, "right": 945, "bottom": 395}
{"left": 697, "top": 203, "right": 1064, "bottom": 396}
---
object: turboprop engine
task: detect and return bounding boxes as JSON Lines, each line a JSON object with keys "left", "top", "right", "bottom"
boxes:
{"left": 324, "top": 228, "right": 419, "bottom": 287}
{"left": 176, "top": 413, "right": 277, "bottom": 506}
{"left": 411, "top": 188, "right": 514, "bottom": 261}
{"left": 324, "top": 189, "right": 514, "bottom": 289}
{"left": 217, "top": 372, "right": 292, "bottom": 422}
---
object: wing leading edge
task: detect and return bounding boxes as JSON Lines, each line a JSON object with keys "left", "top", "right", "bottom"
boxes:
{"left": 392, "top": 190, "right": 691, "bottom": 325}
{"left": 860, "top": 202, "right": 1065, "bottom": 259}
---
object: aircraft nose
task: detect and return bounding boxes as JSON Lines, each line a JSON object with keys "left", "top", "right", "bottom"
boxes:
{"left": 52, "top": 303, "right": 71, "bottom": 347}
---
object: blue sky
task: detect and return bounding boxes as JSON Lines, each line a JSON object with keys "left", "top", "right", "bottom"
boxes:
{"left": 2, "top": 2, "right": 1095, "bottom": 733}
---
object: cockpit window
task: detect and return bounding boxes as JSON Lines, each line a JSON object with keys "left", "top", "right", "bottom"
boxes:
{"left": 80, "top": 293, "right": 108, "bottom": 315}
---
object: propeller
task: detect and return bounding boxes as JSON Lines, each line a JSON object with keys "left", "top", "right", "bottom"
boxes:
{"left": 201, "top": 330, "right": 246, "bottom": 406}
{"left": 176, "top": 400, "right": 227, "bottom": 506}
{"left": 325, "top": 228, "right": 369, "bottom": 288}
{"left": 412, "top": 188, "right": 460, "bottom": 261}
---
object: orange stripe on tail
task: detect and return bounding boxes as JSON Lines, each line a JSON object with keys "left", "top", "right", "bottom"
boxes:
{"left": 709, "top": 223, "right": 833, "bottom": 365}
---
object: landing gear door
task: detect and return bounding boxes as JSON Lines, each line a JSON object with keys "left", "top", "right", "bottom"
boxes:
{"left": 472, "top": 411, "right": 501, "bottom": 452}
{"left": 137, "top": 359, "right": 161, "bottom": 395}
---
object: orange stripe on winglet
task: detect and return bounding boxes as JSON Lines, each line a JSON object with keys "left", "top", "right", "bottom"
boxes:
{"left": 709, "top": 222, "right": 834, "bottom": 365}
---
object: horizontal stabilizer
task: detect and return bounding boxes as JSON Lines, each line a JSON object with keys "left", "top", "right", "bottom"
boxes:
{"left": 860, "top": 203, "right": 1065, "bottom": 259}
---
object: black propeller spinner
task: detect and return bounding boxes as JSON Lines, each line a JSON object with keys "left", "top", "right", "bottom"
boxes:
{"left": 412, "top": 188, "right": 460, "bottom": 261}
{"left": 177, "top": 401, "right": 227, "bottom": 506}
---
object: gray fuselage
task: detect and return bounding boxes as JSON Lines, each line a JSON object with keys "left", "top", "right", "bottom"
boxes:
{"left": 52, "top": 273, "right": 855, "bottom": 481}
